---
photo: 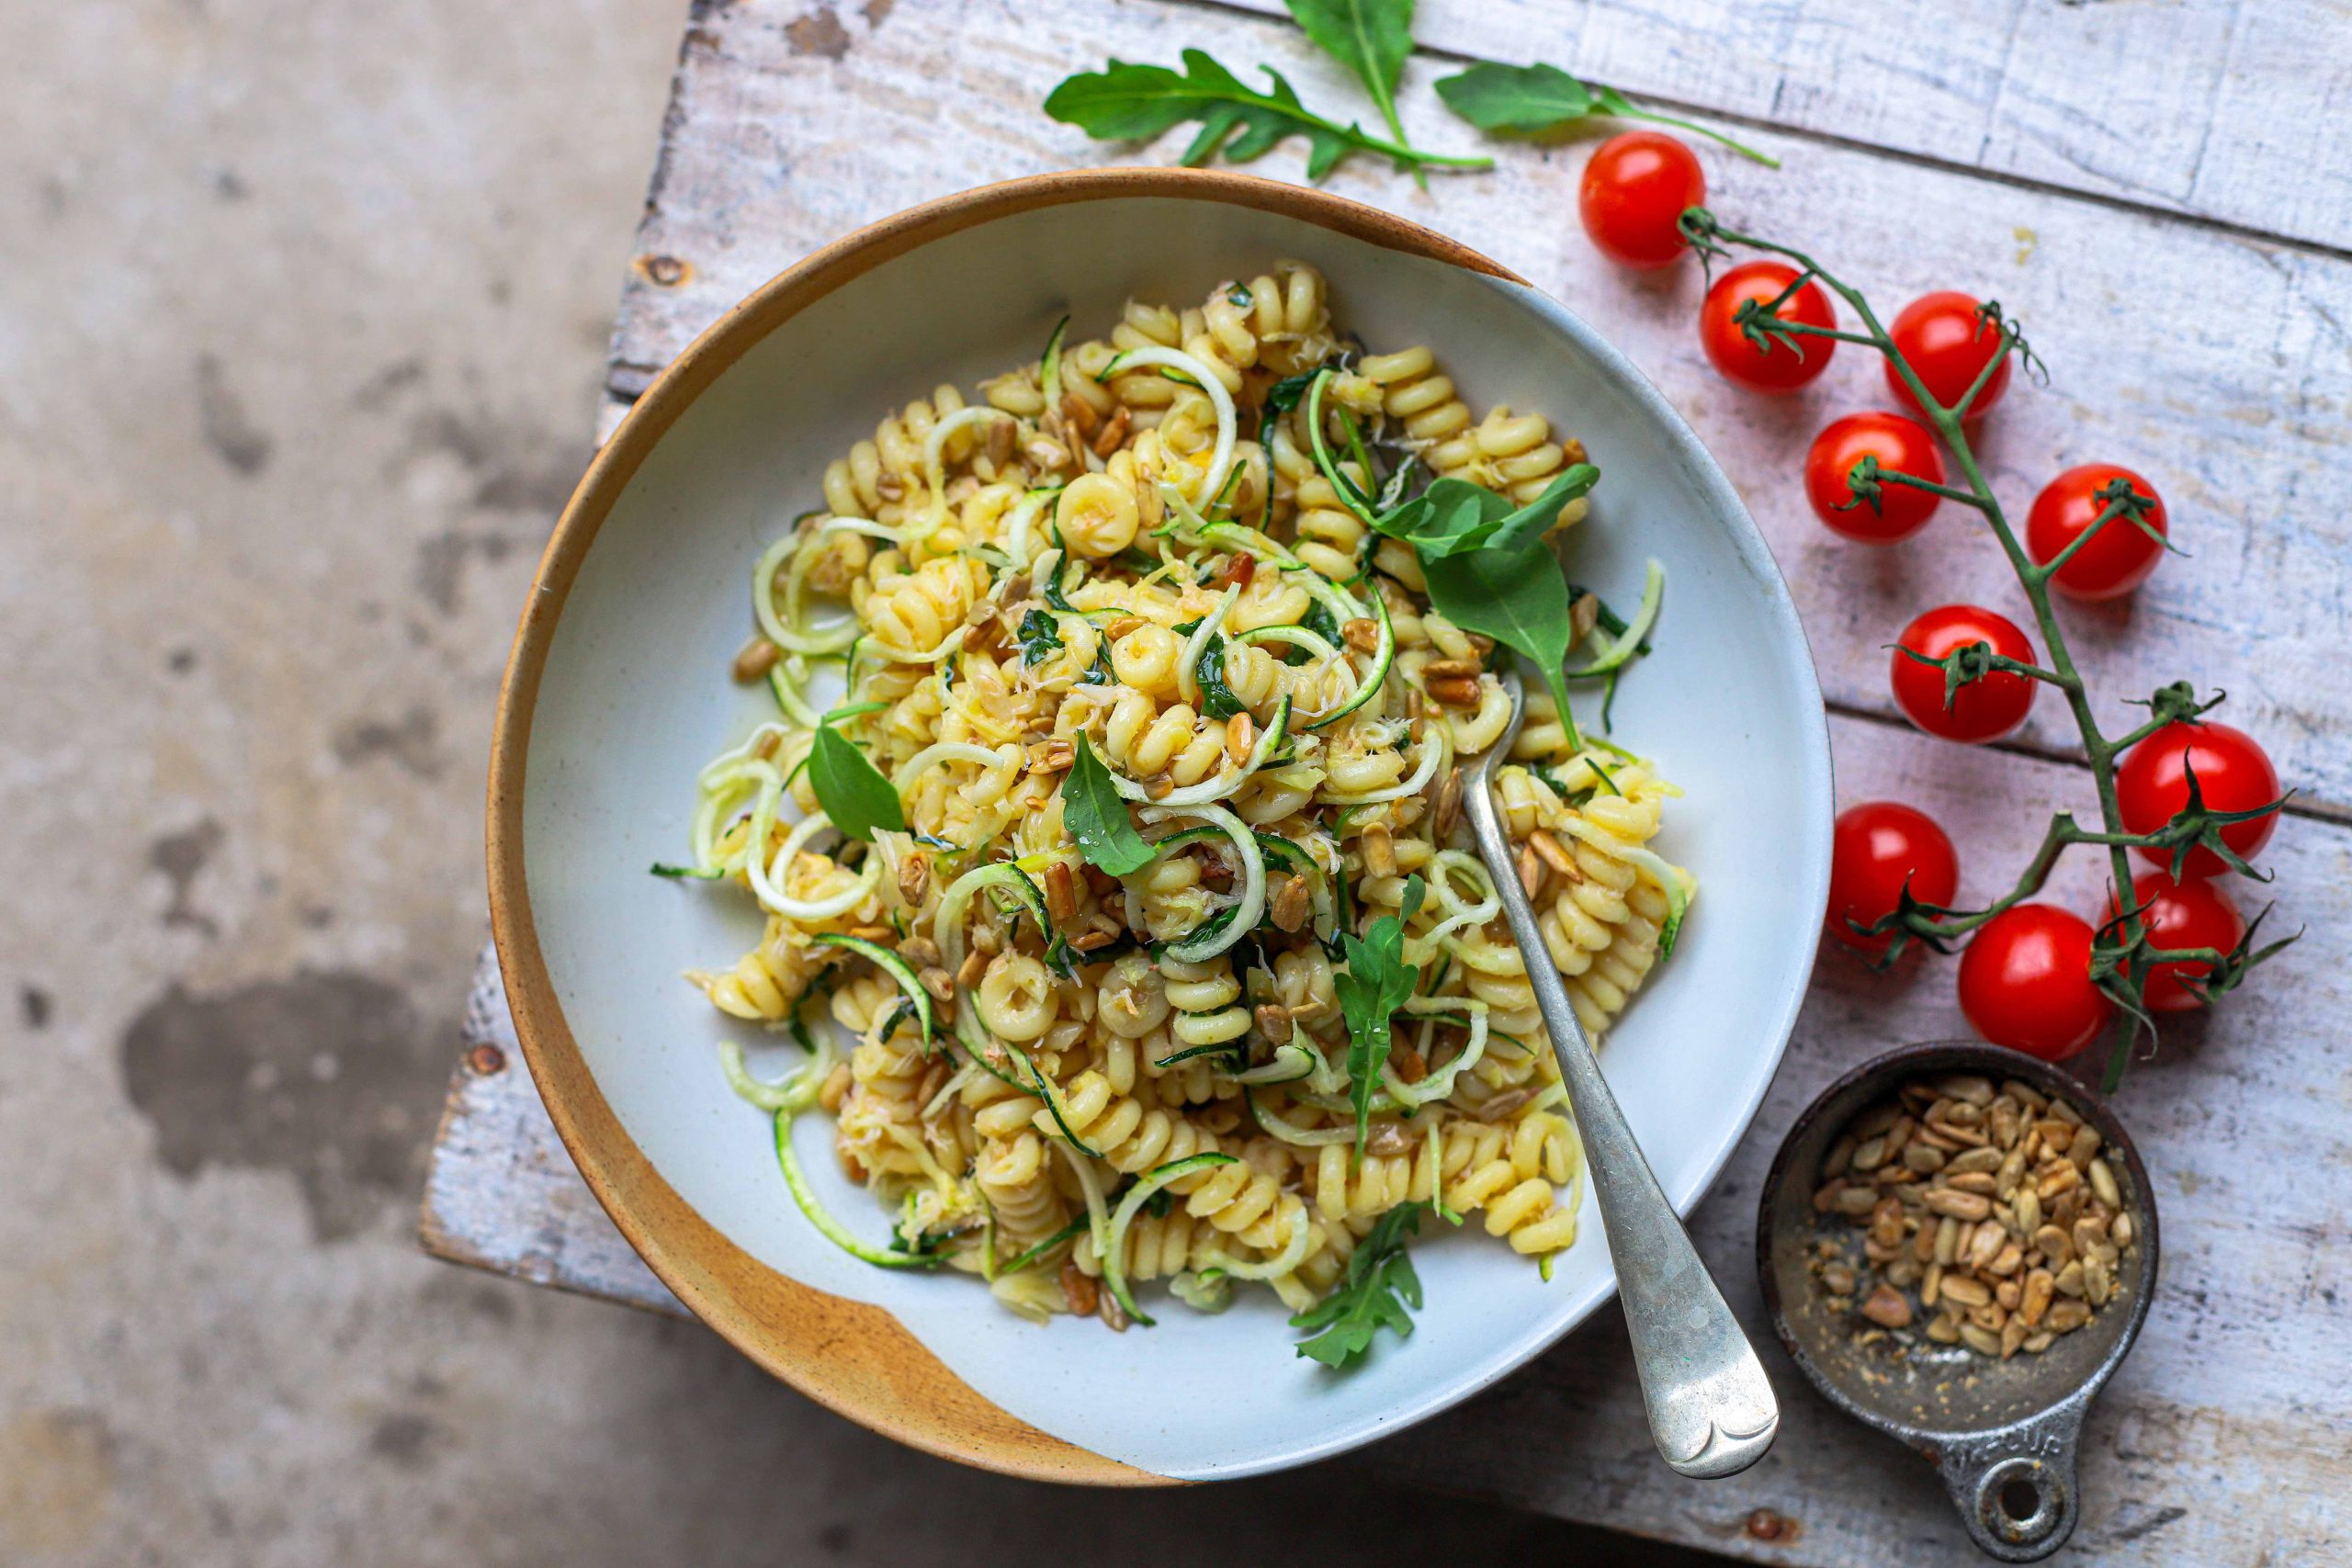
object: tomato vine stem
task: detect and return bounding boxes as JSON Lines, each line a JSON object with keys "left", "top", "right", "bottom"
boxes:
{"left": 1681, "top": 207, "right": 2294, "bottom": 1089}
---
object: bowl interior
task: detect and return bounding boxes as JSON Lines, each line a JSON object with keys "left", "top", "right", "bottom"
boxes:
{"left": 509, "top": 181, "right": 1833, "bottom": 1480}
{"left": 1758, "top": 1043, "right": 2158, "bottom": 1442}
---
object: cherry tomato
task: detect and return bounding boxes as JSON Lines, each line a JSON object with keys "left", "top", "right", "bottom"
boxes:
{"left": 1957, "top": 904, "right": 2111, "bottom": 1061}
{"left": 1889, "top": 604, "right": 2037, "bottom": 743}
{"left": 1804, "top": 412, "right": 1946, "bottom": 543}
{"left": 1578, "top": 132, "right": 1705, "bottom": 269}
{"left": 1826, "top": 802, "right": 1961, "bottom": 951}
{"left": 2103, "top": 870, "right": 2246, "bottom": 1013}
{"left": 1700, "top": 261, "right": 1837, "bottom": 391}
{"left": 2117, "top": 720, "right": 2281, "bottom": 875}
{"left": 1885, "top": 291, "right": 2012, "bottom": 421}
{"left": 2026, "top": 463, "right": 2168, "bottom": 601}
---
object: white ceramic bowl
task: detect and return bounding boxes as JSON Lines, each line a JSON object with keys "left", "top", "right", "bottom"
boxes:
{"left": 490, "top": 168, "right": 1832, "bottom": 1483}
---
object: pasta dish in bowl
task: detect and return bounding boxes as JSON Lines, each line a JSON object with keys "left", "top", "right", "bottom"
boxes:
{"left": 676, "top": 261, "right": 1684, "bottom": 1344}
{"left": 489, "top": 168, "right": 1828, "bottom": 1482}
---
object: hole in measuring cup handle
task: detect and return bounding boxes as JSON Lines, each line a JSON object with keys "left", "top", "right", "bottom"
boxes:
{"left": 1939, "top": 1431, "right": 2082, "bottom": 1562}
{"left": 1977, "top": 1458, "right": 2063, "bottom": 1540}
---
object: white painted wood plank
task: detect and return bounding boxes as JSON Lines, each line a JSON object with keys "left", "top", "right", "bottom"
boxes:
{"left": 419, "top": 946, "right": 683, "bottom": 1315}
{"left": 421, "top": 709, "right": 2351, "bottom": 1563}
{"left": 1385, "top": 710, "right": 2351, "bottom": 1567}
{"left": 1208, "top": 0, "right": 2352, "bottom": 253}
{"left": 602, "top": 0, "right": 2352, "bottom": 821}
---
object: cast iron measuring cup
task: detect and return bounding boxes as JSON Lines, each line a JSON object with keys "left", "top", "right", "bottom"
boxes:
{"left": 1756, "top": 1043, "right": 2159, "bottom": 1561}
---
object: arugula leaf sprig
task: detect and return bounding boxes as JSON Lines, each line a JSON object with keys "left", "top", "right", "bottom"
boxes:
{"left": 1283, "top": 366, "right": 1602, "bottom": 739}
{"left": 1047, "top": 0, "right": 1783, "bottom": 185}
{"left": 1435, "top": 62, "right": 1780, "bottom": 167}
{"left": 809, "top": 723, "right": 905, "bottom": 841}
{"left": 1378, "top": 465, "right": 1599, "bottom": 559}
{"left": 1283, "top": 0, "right": 1424, "bottom": 186}
{"left": 1416, "top": 547, "right": 1584, "bottom": 747}
{"left": 1290, "top": 1201, "right": 1428, "bottom": 1368}
{"left": 1333, "top": 873, "right": 1425, "bottom": 1157}
{"left": 1014, "top": 607, "right": 1066, "bottom": 668}
{"left": 1062, "top": 735, "right": 1156, "bottom": 876}
{"left": 1043, "top": 49, "right": 1492, "bottom": 181}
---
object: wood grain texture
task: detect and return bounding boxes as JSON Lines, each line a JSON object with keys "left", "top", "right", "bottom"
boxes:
{"left": 603, "top": 0, "right": 2352, "bottom": 821}
{"left": 419, "top": 953, "right": 683, "bottom": 1315}
{"left": 423, "top": 711, "right": 2351, "bottom": 1564}
{"left": 1210, "top": 0, "right": 2352, "bottom": 254}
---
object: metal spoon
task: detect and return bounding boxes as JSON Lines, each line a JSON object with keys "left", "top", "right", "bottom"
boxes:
{"left": 1461, "top": 671, "right": 1779, "bottom": 1478}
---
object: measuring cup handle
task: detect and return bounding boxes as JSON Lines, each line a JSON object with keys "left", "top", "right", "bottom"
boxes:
{"left": 1934, "top": 1406, "right": 2083, "bottom": 1562}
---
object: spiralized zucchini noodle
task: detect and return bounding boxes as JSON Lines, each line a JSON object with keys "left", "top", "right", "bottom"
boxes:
{"left": 669, "top": 262, "right": 1694, "bottom": 1337}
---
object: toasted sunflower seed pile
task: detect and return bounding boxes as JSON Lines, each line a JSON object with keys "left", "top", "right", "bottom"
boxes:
{"left": 1810, "top": 1072, "right": 2136, "bottom": 1359}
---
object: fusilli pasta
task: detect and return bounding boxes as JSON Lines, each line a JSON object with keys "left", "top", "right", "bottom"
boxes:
{"left": 673, "top": 263, "right": 1693, "bottom": 1338}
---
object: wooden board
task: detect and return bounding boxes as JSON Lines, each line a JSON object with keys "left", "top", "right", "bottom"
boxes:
{"left": 422, "top": 714, "right": 2352, "bottom": 1566}
{"left": 604, "top": 0, "right": 2352, "bottom": 822}
{"left": 422, "top": 1, "right": 2352, "bottom": 1562}
{"left": 1211, "top": 0, "right": 2352, "bottom": 254}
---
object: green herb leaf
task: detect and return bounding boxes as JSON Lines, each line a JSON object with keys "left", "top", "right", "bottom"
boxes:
{"left": 1061, "top": 736, "right": 1156, "bottom": 877}
{"left": 1433, "top": 62, "right": 1780, "bottom": 167}
{"left": 1015, "top": 607, "right": 1065, "bottom": 668}
{"left": 1434, "top": 61, "right": 1594, "bottom": 132}
{"left": 1044, "top": 49, "right": 1489, "bottom": 181}
{"left": 1289, "top": 1201, "right": 1427, "bottom": 1368}
{"left": 1334, "top": 874, "right": 1425, "bottom": 1156}
{"left": 1264, "top": 369, "right": 1319, "bottom": 420}
{"left": 1373, "top": 465, "right": 1598, "bottom": 558}
{"left": 1039, "top": 551, "right": 1076, "bottom": 613}
{"left": 1193, "top": 632, "right": 1248, "bottom": 720}
{"left": 1420, "top": 543, "right": 1581, "bottom": 746}
{"left": 1283, "top": 0, "right": 1418, "bottom": 174}
{"left": 1261, "top": 369, "right": 1324, "bottom": 525}
{"left": 808, "top": 724, "right": 905, "bottom": 841}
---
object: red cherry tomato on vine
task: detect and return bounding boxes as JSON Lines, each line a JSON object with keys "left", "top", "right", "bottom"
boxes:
{"left": 1826, "top": 802, "right": 1960, "bottom": 951}
{"left": 1889, "top": 604, "right": 2037, "bottom": 744}
{"left": 1804, "top": 412, "right": 1946, "bottom": 542}
{"left": 1958, "top": 904, "right": 2111, "bottom": 1061}
{"left": 1886, "top": 291, "right": 2012, "bottom": 421}
{"left": 1578, "top": 131, "right": 1705, "bottom": 269}
{"left": 1700, "top": 261, "right": 1837, "bottom": 391}
{"left": 2103, "top": 869, "right": 2246, "bottom": 1013}
{"left": 2117, "top": 720, "right": 2281, "bottom": 875}
{"left": 2026, "top": 463, "right": 2168, "bottom": 601}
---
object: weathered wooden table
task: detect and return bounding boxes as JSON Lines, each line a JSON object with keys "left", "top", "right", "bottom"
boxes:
{"left": 421, "top": 2, "right": 2352, "bottom": 1561}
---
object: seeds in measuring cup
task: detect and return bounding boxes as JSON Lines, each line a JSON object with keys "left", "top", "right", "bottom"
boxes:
{"left": 1806, "top": 1073, "right": 2138, "bottom": 1359}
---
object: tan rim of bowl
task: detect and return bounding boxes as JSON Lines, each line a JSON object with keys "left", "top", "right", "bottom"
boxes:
{"left": 486, "top": 166, "right": 1524, "bottom": 1484}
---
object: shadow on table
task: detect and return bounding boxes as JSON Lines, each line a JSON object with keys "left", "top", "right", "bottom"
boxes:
{"left": 557, "top": 1292, "right": 1731, "bottom": 1567}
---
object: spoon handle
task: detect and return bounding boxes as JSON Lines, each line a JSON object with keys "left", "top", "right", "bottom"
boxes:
{"left": 1464, "top": 777, "right": 1779, "bottom": 1479}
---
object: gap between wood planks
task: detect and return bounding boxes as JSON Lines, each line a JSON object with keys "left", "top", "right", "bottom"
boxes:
{"left": 1826, "top": 699, "right": 2352, "bottom": 829}
{"left": 1170, "top": 0, "right": 2352, "bottom": 267}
